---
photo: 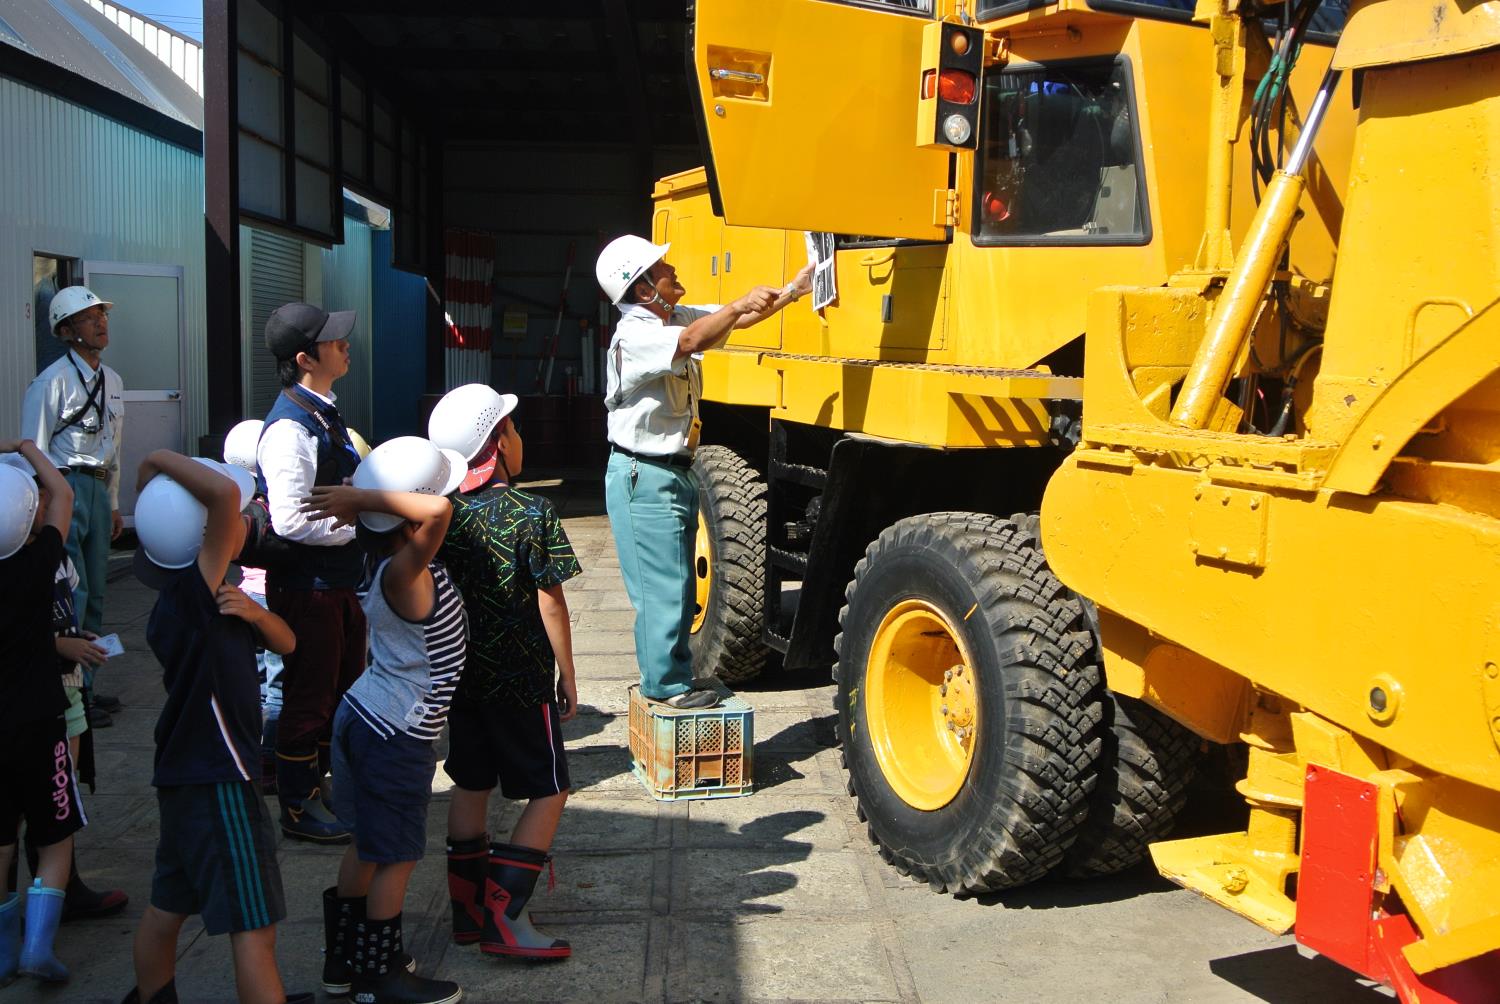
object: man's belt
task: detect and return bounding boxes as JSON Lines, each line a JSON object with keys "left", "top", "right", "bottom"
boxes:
{"left": 611, "top": 445, "right": 694, "bottom": 470}
{"left": 68, "top": 465, "right": 109, "bottom": 481}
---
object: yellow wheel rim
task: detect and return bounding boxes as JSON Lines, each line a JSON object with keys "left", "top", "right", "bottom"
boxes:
{"left": 691, "top": 508, "right": 711, "bottom": 634}
{"left": 864, "top": 599, "right": 978, "bottom": 810}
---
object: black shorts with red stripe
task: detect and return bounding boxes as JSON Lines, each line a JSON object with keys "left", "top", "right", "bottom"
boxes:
{"left": 443, "top": 700, "right": 570, "bottom": 800}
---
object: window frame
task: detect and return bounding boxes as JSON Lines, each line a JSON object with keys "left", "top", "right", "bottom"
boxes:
{"left": 969, "top": 53, "right": 1153, "bottom": 249}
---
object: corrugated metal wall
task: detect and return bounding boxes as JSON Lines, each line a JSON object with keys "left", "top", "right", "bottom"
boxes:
{"left": 319, "top": 218, "right": 373, "bottom": 439}
{"left": 0, "top": 75, "right": 206, "bottom": 447}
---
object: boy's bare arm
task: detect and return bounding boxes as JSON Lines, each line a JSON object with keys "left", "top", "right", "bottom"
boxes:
{"left": 139, "top": 450, "right": 243, "bottom": 590}
{"left": 0, "top": 439, "right": 73, "bottom": 536}
{"left": 215, "top": 583, "right": 296, "bottom": 654}
{"left": 538, "top": 584, "right": 577, "bottom": 720}
{"left": 303, "top": 486, "right": 452, "bottom": 618}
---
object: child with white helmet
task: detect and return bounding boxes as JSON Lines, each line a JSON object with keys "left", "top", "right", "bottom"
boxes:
{"left": 124, "top": 449, "right": 308, "bottom": 1004}
{"left": 0, "top": 439, "right": 81, "bottom": 986}
{"left": 427, "top": 383, "right": 580, "bottom": 961}
{"left": 0, "top": 452, "right": 128, "bottom": 927}
{"left": 300, "top": 437, "right": 467, "bottom": 1004}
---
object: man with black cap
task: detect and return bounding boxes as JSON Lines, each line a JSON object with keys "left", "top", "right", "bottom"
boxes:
{"left": 255, "top": 302, "right": 364, "bottom": 844}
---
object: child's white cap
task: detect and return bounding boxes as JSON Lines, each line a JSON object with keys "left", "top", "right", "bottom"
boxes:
{"left": 352, "top": 437, "right": 467, "bottom": 532}
{"left": 0, "top": 464, "right": 39, "bottom": 560}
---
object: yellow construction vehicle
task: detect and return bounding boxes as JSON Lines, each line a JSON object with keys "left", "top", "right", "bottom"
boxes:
{"left": 655, "top": 0, "right": 1500, "bottom": 996}
{"left": 663, "top": 0, "right": 1351, "bottom": 893}
{"left": 1035, "top": 0, "right": 1500, "bottom": 996}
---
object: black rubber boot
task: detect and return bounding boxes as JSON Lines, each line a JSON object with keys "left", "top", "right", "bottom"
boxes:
{"left": 350, "top": 914, "right": 461, "bottom": 1004}
{"left": 480, "top": 842, "right": 571, "bottom": 960}
{"left": 322, "top": 886, "right": 359, "bottom": 996}
{"left": 445, "top": 835, "right": 487, "bottom": 945}
{"left": 119, "top": 979, "right": 178, "bottom": 1003}
{"left": 324, "top": 886, "right": 416, "bottom": 995}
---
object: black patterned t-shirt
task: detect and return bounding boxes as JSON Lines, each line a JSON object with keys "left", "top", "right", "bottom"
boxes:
{"left": 440, "top": 485, "right": 581, "bottom": 706}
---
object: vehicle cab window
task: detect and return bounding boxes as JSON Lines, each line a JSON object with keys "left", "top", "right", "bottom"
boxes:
{"left": 973, "top": 58, "right": 1147, "bottom": 245}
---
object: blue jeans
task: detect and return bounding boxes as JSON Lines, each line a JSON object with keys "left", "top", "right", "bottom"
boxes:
{"left": 65, "top": 470, "right": 112, "bottom": 670}
{"left": 604, "top": 451, "right": 697, "bottom": 699}
{"left": 247, "top": 590, "right": 283, "bottom": 752}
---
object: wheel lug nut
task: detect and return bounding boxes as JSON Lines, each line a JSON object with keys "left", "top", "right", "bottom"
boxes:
{"left": 947, "top": 721, "right": 955, "bottom": 731}
{"left": 942, "top": 705, "right": 949, "bottom": 716}
{"left": 940, "top": 684, "right": 948, "bottom": 696}
{"left": 944, "top": 670, "right": 952, "bottom": 682}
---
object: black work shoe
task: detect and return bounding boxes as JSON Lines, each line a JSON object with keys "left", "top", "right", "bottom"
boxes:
{"left": 93, "top": 693, "right": 123, "bottom": 713}
{"left": 87, "top": 706, "right": 114, "bottom": 728}
{"left": 656, "top": 689, "right": 720, "bottom": 710}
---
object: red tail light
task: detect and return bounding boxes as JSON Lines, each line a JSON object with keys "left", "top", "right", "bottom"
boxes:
{"left": 939, "top": 69, "right": 976, "bottom": 104}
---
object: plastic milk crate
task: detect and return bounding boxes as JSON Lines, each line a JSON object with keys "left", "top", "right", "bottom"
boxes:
{"left": 627, "top": 680, "right": 754, "bottom": 800}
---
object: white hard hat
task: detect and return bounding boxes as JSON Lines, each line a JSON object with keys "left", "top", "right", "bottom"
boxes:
{"left": 135, "top": 459, "right": 255, "bottom": 571}
{"left": 222, "top": 420, "right": 265, "bottom": 472}
{"left": 347, "top": 427, "right": 373, "bottom": 460}
{"left": 428, "top": 384, "right": 518, "bottom": 461}
{"left": 596, "top": 235, "right": 669, "bottom": 304}
{"left": 49, "top": 285, "right": 113, "bottom": 333}
{"left": 352, "top": 437, "right": 467, "bottom": 532}
{"left": 0, "top": 464, "right": 40, "bottom": 560}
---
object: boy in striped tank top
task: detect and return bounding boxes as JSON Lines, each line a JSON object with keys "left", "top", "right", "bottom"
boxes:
{"left": 302, "top": 437, "right": 468, "bottom": 1004}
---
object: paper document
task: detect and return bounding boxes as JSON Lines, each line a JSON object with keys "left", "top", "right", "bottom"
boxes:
{"left": 94, "top": 633, "right": 125, "bottom": 658}
{"left": 804, "top": 232, "right": 838, "bottom": 311}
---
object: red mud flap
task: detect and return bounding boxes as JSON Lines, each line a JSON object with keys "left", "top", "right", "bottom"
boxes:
{"left": 1297, "top": 764, "right": 1500, "bottom": 1003}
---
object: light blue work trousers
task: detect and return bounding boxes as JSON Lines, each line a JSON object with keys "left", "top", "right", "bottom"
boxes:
{"left": 604, "top": 450, "right": 697, "bottom": 700}
{"left": 65, "top": 469, "right": 112, "bottom": 640}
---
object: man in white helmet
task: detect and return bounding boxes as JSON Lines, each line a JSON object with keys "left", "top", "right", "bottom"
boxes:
{"left": 595, "top": 235, "right": 812, "bottom": 709}
{"left": 20, "top": 286, "right": 126, "bottom": 723}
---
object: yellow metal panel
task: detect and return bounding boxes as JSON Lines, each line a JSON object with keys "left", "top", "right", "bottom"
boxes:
{"left": 706, "top": 353, "right": 1076, "bottom": 447}
{"left": 1306, "top": 51, "right": 1500, "bottom": 446}
{"left": 1334, "top": 0, "right": 1500, "bottom": 70}
{"left": 700, "top": 348, "right": 780, "bottom": 408}
{"left": 1096, "top": 609, "right": 1249, "bottom": 743}
{"left": 1186, "top": 484, "right": 1269, "bottom": 569}
{"left": 693, "top": 0, "right": 949, "bottom": 240}
{"left": 720, "top": 225, "right": 788, "bottom": 350}
{"left": 826, "top": 243, "right": 948, "bottom": 357}
{"left": 1043, "top": 459, "right": 1500, "bottom": 793}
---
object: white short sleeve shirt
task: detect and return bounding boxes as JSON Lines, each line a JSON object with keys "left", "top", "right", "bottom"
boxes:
{"left": 605, "top": 302, "right": 719, "bottom": 457}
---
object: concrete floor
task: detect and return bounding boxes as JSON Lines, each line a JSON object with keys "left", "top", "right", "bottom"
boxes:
{"left": 15, "top": 475, "right": 1393, "bottom": 1004}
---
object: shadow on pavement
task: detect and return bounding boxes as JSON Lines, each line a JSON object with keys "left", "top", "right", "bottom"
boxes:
{"left": 1209, "top": 944, "right": 1394, "bottom": 1002}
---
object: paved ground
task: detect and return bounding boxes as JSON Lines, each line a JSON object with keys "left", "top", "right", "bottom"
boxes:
{"left": 11, "top": 475, "right": 1394, "bottom": 1003}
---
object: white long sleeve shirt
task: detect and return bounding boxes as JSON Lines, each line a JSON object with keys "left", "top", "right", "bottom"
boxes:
{"left": 21, "top": 350, "right": 125, "bottom": 508}
{"left": 255, "top": 388, "right": 356, "bottom": 546}
{"left": 605, "top": 302, "right": 716, "bottom": 457}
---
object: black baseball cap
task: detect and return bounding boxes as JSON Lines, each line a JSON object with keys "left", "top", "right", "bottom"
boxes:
{"left": 265, "top": 302, "right": 356, "bottom": 360}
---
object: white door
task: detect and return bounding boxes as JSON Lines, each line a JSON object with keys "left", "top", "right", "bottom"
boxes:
{"left": 81, "top": 263, "right": 185, "bottom": 527}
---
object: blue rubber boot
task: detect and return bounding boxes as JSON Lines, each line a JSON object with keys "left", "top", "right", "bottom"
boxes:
{"left": 1, "top": 892, "right": 19, "bottom": 983}
{"left": 19, "top": 879, "right": 67, "bottom": 982}
{"left": 276, "top": 752, "right": 350, "bottom": 845}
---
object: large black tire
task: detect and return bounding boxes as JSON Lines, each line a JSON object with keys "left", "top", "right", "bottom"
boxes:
{"left": 834, "top": 512, "right": 1104, "bottom": 894}
{"left": 1063, "top": 692, "right": 1200, "bottom": 878}
{"left": 689, "top": 445, "right": 774, "bottom": 684}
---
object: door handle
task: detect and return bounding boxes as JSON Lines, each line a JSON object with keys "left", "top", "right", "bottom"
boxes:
{"left": 859, "top": 250, "right": 896, "bottom": 267}
{"left": 711, "top": 255, "right": 718, "bottom": 276}
{"left": 725, "top": 251, "right": 732, "bottom": 272}
{"left": 168, "top": 391, "right": 181, "bottom": 400}
{"left": 710, "top": 68, "right": 765, "bottom": 84}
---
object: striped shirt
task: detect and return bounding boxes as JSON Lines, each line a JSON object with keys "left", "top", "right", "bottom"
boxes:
{"left": 345, "top": 558, "right": 467, "bottom": 742}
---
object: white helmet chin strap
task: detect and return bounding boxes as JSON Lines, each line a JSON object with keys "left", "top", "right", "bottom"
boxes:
{"left": 634, "top": 265, "right": 671, "bottom": 312}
